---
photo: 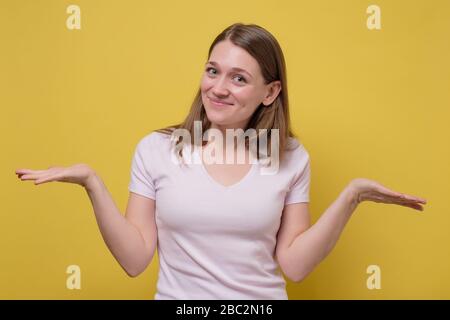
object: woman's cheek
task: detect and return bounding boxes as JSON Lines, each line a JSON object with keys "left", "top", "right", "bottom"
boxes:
{"left": 200, "top": 75, "right": 211, "bottom": 90}
{"left": 232, "top": 88, "right": 254, "bottom": 105}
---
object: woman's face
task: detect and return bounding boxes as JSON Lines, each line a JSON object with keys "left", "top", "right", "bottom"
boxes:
{"left": 200, "top": 39, "right": 281, "bottom": 132}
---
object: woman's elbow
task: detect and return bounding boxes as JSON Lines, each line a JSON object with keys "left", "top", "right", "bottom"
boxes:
{"left": 122, "top": 259, "right": 152, "bottom": 278}
{"left": 124, "top": 265, "right": 146, "bottom": 278}
{"left": 280, "top": 262, "right": 310, "bottom": 283}
{"left": 284, "top": 271, "right": 306, "bottom": 283}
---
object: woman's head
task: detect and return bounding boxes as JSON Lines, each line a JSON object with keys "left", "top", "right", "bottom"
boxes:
{"left": 157, "top": 23, "right": 297, "bottom": 163}
{"left": 201, "top": 33, "right": 282, "bottom": 131}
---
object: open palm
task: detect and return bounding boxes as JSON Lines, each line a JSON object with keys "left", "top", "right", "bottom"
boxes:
{"left": 15, "top": 163, "right": 94, "bottom": 187}
{"left": 349, "top": 178, "right": 427, "bottom": 211}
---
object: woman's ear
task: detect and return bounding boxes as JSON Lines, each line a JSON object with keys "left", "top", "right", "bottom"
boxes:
{"left": 262, "top": 80, "right": 282, "bottom": 106}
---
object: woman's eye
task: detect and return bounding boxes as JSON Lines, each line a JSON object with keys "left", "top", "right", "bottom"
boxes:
{"left": 206, "top": 67, "right": 216, "bottom": 75}
{"left": 206, "top": 67, "right": 246, "bottom": 83}
{"left": 234, "top": 75, "right": 246, "bottom": 83}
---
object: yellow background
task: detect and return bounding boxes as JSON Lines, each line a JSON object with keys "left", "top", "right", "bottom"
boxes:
{"left": 1, "top": 0, "right": 449, "bottom": 299}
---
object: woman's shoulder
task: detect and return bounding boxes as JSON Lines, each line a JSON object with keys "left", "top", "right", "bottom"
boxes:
{"left": 286, "top": 136, "right": 300, "bottom": 149}
{"left": 133, "top": 130, "right": 174, "bottom": 157}
{"left": 284, "top": 136, "right": 309, "bottom": 162}
{"left": 139, "top": 130, "right": 172, "bottom": 145}
{"left": 285, "top": 136, "right": 307, "bottom": 152}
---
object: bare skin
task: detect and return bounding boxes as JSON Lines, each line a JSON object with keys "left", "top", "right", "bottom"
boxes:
{"left": 16, "top": 164, "right": 157, "bottom": 277}
{"left": 14, "top": 160, "right": 427, "bottom": 282}
{"left": 14, "top": 39, "right": 428, "bottom": 282}
{"left": 14, "top": 166, "right": 426, "bottom": 210}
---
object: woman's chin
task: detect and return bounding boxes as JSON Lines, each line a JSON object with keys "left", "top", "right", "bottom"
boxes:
{"left": 208, "top": 119, "right": 231, "bottom": 127}
{"left": 204, "top": 110, "right": 231, "bottom": 123}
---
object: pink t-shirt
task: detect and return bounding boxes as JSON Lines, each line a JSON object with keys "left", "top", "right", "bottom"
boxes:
{"left": 128, "top": 131, "right": 311, "bottom": 299}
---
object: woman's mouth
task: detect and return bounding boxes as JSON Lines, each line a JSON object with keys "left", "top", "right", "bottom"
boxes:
{"left": 208, "top": 97, "right": 233, "bottom": 107}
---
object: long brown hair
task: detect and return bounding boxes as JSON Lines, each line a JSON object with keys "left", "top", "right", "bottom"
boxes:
{"left": 155, "top": 22, "right": 299, "bottom": 164}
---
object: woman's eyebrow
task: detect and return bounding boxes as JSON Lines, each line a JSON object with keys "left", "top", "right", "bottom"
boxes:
{"left": 206, "top": 61, "right": 253, "bottom": 79}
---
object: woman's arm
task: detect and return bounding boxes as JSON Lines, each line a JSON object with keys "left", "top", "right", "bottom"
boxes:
{"left": 85, "top": 172, "right": 157, "bottom": 277}
{"left": 276, "top": 178, "right": 427, "bottom": 282}
{"left": 16, "top": 164, "right": 157, "bottom": 277}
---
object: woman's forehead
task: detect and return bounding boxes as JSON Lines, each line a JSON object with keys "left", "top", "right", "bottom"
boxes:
{"left": 209, "top": 40, "right": 261, "bottom": 76}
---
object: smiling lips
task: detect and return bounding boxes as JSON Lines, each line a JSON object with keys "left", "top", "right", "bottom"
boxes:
{"left": 208, "top": 97, "right": 233, "bottom": 106}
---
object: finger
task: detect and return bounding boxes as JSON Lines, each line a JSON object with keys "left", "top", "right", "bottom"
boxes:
{"left": 398, "top": 194, "right": 427, "bottom": 204}
{"left": 379, "top": 188, "right": 427, "bottom": 204}
{"left": 16, "top": 169, "right": 34, "bottom": 175}
{"left": 368, "top": 194, "right": 426, "bottom": 208}
{"left": 398, "top": 202, "right": 424, "bottom": 211}
{"left": 16, "top": 169, "right": 41, "bottom": 173}
{"left": 15, "top": 168, "right": 31, "bottom": 172}
{"left": 35, "top": 178, "right": 50, "bottom": 185}
{"left": 375, "top": 185, "right": 404, "bottom": 198}
{"left": 35, "top": 172, "right": 63, "bottom": 185}
{"left": 390, "top": 198, "right": 427, "bottom": 208}
{"left": 19, "top": 173, "right": 46, "bottom": 181}
{"left": 16, "top": 169, "right": 45, "bottom": 175}
{"left": 385, "top": 193, "right": 420, "bottom": 202}
{"left": 19, "top": 174, "right": 35, "bottom": 181}
{"left": 375, "top": 184, "right": 427, "bottom": 204}
{"left": 35, "top": 174, "right": 58, "bottom": 185}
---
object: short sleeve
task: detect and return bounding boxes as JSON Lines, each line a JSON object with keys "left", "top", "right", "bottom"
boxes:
{"left": 284, "top": 148, "right": 311, "bottom": 205}
{"left": 128, "top": 137, "right": 156, "bottom": 200}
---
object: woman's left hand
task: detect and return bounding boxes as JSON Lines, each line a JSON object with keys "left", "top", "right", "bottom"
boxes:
{"left": 348, "top": 178, "right": 428, "bottom": 211}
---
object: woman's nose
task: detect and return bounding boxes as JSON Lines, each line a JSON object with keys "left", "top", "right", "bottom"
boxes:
{"left": 212, "top": 77, "right": 229, "bottom": 96}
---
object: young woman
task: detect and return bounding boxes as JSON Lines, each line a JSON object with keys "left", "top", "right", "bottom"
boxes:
{"left": 15, "top": 23, "right": 427, "bottom": 300}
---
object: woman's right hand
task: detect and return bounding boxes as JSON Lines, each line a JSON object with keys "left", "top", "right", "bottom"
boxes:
{"left": 15, "top": 163, "right": 95, "bottom": 188}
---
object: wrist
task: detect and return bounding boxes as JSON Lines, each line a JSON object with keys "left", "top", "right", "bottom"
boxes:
{"left": 345, "top": 181, "right": 361, "bottom": 207}
{"left": 84, "top": 170, "right": 99, "bottom": 192}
